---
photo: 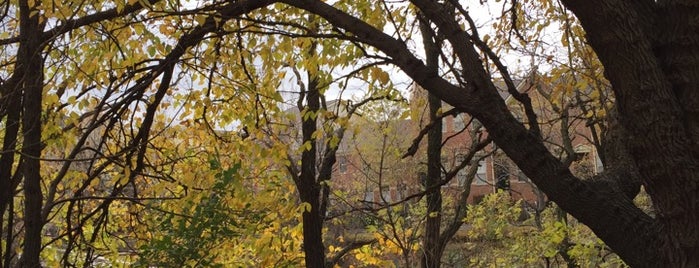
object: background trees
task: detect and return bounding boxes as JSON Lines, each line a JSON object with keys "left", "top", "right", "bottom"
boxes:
{"left": 1, "top": 0, "right": 697, "bottom": 267}
{"left": 285, "top": 0, "right": 699, "bottom": 266}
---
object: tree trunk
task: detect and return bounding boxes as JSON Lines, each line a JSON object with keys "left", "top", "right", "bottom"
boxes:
{"left": 420, "top": 14, "right": 444, "bottom": 268}
{"left": 298, "top": 76, "right": 326, "bottom": 268}
{"left": 422, "top": 94, "right": 444, "bottom": 268}
{"left": 559, "top": 0, "right": 699, "bottom": 265}
{"left": 270, "top": 0, "right": 699, "bottom": 266}
{"left": 17, "top": 0, "right": 44, "bottom": 266}
{"left": 300, "top": 191, "right": 325, "bottom": 268}
{"left": 0, "top": 57, "right": 22, "bottom": 268}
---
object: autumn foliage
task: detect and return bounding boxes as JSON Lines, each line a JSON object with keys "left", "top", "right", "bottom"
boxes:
{"left": 1, "top": 0, "right": 698, "bottom": 267}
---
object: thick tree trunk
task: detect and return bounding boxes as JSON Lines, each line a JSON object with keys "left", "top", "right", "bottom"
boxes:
{"left": 560, "top": 0, "right": 699, "bottom": 265}
{"left": 298, "top": 76, "right": 326, "bottom": 268}
{"left": 420, "top": 15, "right": 444, "bottom": 268}
{"left": 422, "top": 94, "right": 443, "bottom": 268}
{"left": 17, "top": 0, "right": 44, "bottom": 266}
{"left": 283, "top": 1, "right": 670, "bottom": 265}
{"left": 300, "top": 191, "right": 325, "bottom": 268}
{"left": 0, "top": 77, "right": 22, "bottom": 227}
{"left": 0, "top": 63, "right": 22, "bottom": 268}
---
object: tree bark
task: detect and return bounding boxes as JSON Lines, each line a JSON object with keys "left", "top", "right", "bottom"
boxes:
{"left": 17, "top": 0, "right": 44, "bottom": 266}
{"left": 419, "top": 14, "right": 444, "bottom": 268}
{"left": 0, "top": 58, "right": 23, "bottom": 268}
{"left": 420, "top": 14, "right": 452, "bottom": 268}
{"left": 279, "top": 0, "right": 687, "bottom": 266}
{"left": 297, "top": 75, "right": 326, "bottom": 268}
{"left": 422, "top": 80, "right": 444, "bottom": 268}
{"left": 559, "top": 0, "right": 699, "bottom": 265}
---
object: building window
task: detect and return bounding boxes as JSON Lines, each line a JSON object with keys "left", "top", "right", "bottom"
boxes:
{"left": 363, "top": 191, "right": 375, "bottom": 208}
{"left": 473, "top": 160, "right": 488, "bottom": 185}
{"left": 395, "top": 184, "right": 405, "bottom": 200}
{"left": 457, "top": 171, "right": 468, "bottom": 186}
{"left": 494, "top": 162, "right": 508, "bottom": 182}
{"left": 381, "top": 189, "right": 392, "bottom": 203}
{"left": 338, "top": 156, "right": 347, "bottom": 173}
{"left": 496, "top": 176, "right": 510, "bottom": 191}
{"left": 455, "top": 154, "right": 468, "bottom": 186}
{"left": 364, "top": 191, "right": 374, "bottom": 202}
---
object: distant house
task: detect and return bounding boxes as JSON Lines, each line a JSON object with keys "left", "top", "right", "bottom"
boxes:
{"left": 327, "top": 73, "right": 605, "bottom": 213}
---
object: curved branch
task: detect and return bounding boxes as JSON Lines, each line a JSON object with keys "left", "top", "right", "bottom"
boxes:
{"left": 281, "top": 1, "right": 661, "bottom": 265}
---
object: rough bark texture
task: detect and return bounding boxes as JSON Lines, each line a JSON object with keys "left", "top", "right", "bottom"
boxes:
{"left": 422, "top": 91, "right": 443, "bottom": 268}
{"left": 297, "top": 76, "right": 326, "bottom": 268}
{"left": 420, "top": 15, "right": 444, "bottom": 268}
{"left": 597, "top": 109, "right": 642, "bottom": 200}
{"left": 17, "top": 0, "right": 44, "bottom": 266}
{"left": 560, "top": 0, "right": 699, "bottom": 265}
{"left": 2, "top": 0, "right": 695, "bottom": 266}
{"left": 3, "top": 1, "right": 279, "bottom": 266}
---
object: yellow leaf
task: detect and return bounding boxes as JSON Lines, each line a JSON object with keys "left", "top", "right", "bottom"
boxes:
{"left": 299, "top": 202, "right": 312, "bottom": 213}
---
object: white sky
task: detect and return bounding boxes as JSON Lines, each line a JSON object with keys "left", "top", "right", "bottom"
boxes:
{"left": 312, "top": 0, "right": 561, "bottom": 103}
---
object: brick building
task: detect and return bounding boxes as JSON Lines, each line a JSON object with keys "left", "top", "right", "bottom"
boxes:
{"left": 329, "top": 73, "right": 604, "bottom": 211}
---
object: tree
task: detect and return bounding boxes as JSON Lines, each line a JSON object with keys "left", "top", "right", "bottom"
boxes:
{"left": 462, "top": 191, "right": 627, "bottom": 267}
{"left": 1, "top": 0, "right": 295, "bottom": 266}
{"left": 335, "top": 104, "right": 422, "bottom": 267}
{"left": 3, "top": 0, "right": 698, "bottom": 266}
{"left": 277, "top": 32, "right": 402, "bottom": 267}
{"left": 278, "top": 0, "right": 699, "bottom": 266}
{"left": 416, "top": 14, "right": 491, "bottom": 268}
